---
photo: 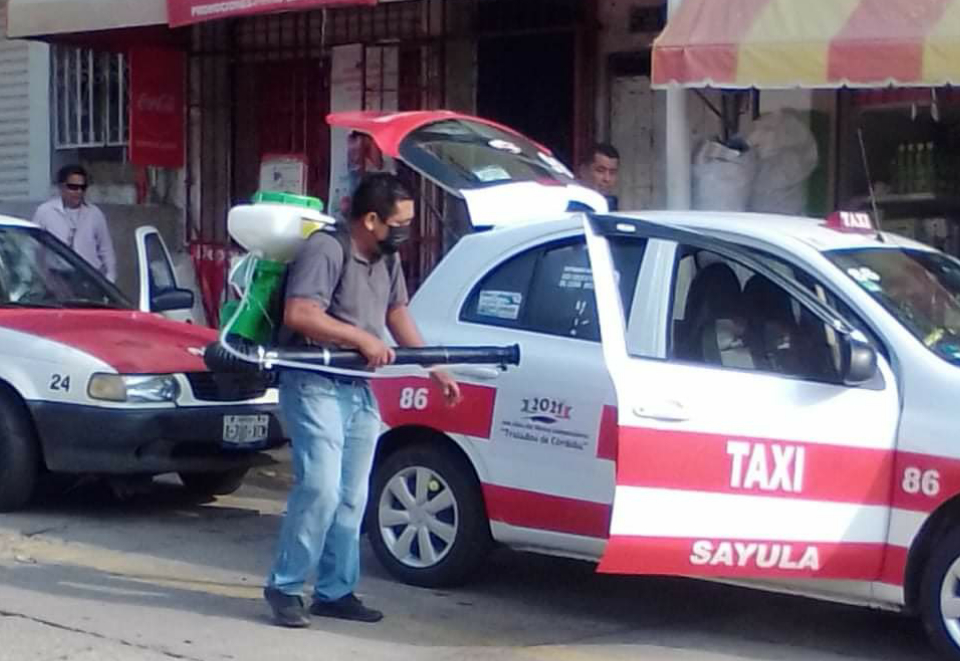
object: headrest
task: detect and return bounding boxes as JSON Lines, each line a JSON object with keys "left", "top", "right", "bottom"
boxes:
{"left": 685, "top": 262, "right": 743, "bottom": 322}
{"left": 743, "top": 275, "right": 794, "bottom": 325}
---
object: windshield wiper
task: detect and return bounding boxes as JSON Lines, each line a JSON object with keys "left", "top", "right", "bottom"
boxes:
{"left": 58, "top": 298, "right": 125, "bottom": 310}
{"left": 0, "top": 300, "right": 63, "bottom": 309}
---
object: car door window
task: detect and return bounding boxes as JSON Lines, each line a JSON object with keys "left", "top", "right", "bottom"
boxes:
{"left": 462, "top": 236, "right": 646, "bottom": 342}
{"left": 669, "top": 247, "right": 842, "bottom": 383}
{"left": 144, "top": 233, "right": 176, "bottom": 296}
{"left": 462, "top": 239, "right": 600, "bottom": 340}
{"left": 461, "top": 247, "right": 538, "bottom": 330}
{"left": 525, "top": 241, "right": 601, "bottom": 341}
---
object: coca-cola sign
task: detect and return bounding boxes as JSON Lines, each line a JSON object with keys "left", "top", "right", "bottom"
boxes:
{"left": 136, "top": 93, "right": 178, "bottom": 115}
{"left": 130, "top": 49, "right": 185, "bottom": 169}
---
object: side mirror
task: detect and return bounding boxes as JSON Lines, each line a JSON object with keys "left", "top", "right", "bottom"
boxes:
{"left": 151, "top": 287, "right": 195, "bottom": 313}
{"left": 841, "top": 337, "right": 878, "bottom": 386}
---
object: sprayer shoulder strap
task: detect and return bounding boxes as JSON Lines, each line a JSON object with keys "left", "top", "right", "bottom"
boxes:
{"left": 275, "top": 230, "right": 397, "bottom": 346}
{"left": 329, "top": 228, "right": 398, "bottom": 298}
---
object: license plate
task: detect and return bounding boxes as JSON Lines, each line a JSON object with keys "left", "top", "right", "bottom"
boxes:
{"left": 222, "top": 414, "right": 270, "bottom": 446}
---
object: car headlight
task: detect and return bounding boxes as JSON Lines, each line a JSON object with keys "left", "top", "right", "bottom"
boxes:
{"left": 88, "top": 374, "right": 180, "bottom": 403}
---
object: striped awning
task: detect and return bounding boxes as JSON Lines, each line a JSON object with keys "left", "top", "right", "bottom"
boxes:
{"left": 653, "top": 0, "right": 960, "bottom": 89}
{"left": 167, "top": 0, "right": 376, "bottom": 28}
{"left": 6, "top": 0, "right": 380, "bottom": 39}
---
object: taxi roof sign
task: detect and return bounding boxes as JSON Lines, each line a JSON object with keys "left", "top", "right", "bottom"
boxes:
{"left": 824, "top": 211, "right": 876, "bottom": 234}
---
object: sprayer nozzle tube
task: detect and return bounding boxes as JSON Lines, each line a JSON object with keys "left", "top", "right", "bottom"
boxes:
{"left": 204, "top": 338, "right": 521, "bottom": 374}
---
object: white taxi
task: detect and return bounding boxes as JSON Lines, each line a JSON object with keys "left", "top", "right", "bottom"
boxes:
{"left": 0, "top": 216, "right": 285, "bottom": 511}
{"left": 332, "top": 111, "right": 960, "bottom": 660}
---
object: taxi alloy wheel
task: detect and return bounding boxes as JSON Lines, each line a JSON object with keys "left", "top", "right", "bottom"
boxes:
{"left": 920, "top": 527, "right": 960, "bottom": 660}
{"left": 0, "top": 392, "right": 40, "bottom": 512}
{"left": 368, "top": 444, "right": 491, "bottom": 588}
{"left": 380, "top": 466, "right": 457, "bottom": 568}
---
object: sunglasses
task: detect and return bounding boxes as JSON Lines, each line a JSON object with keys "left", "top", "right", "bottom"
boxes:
{"left": 65, "top": 183, "right": 87, "bottom": 192}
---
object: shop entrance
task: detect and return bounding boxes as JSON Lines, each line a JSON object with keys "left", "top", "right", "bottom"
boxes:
{"left": 233, "top": 60, "right": 330, "bottom": 206}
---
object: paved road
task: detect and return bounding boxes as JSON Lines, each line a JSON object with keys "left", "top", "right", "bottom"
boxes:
{"left": 0, "top": 472, "right": 941, "bottom": 661}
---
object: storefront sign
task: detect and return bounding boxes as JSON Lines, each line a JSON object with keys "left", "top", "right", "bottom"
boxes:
{"left": 129, "top": 48, "right": 185, "bottom": 169}
{"left": 260, "top": 153, "right": 308, "bottom": 194}
{"left": 167, "top": 0, "right": 377, "bottom": 28}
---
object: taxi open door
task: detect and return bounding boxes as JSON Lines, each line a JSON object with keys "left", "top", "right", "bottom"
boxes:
{"left": 583, "top": 214, "right": 902, "bottom": 582}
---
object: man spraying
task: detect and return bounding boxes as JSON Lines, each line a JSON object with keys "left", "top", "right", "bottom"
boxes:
{"left": 264, "top": 172, "right": 461, "bottom": 627}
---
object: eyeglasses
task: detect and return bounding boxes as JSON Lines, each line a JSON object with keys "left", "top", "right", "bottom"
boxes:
{"left": 65, "top": 183, "right": 87, "bottom": 192}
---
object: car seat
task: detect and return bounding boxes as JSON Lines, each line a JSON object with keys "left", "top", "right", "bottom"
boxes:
{"left": 743, "top": 275, "right": 797, "bottom": 373}
{"left": 742, "top": 274, "right": 839, "bottom": 380}
{"left": 678, "top": 262, "right": 752, "bottom": 368}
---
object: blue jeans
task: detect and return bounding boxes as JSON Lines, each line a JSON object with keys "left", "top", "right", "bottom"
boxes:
{"left": 267, "top": 371, "right": 381, "bottom": 602}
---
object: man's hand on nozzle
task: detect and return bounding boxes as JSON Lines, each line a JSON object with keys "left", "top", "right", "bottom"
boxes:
{"left": 357, "top": 334, "right": 396, "bottom": 369}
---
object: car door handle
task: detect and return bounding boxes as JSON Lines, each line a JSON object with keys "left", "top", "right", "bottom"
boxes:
{"left": 451, "top": 367, "right": 502, "bottom": 382}
{"left": 633, "top": 401, "right": 690, "bottom": 422}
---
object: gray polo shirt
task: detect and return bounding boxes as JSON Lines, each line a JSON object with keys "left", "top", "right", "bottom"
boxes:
{"left": 280, "top": 231, "right": 409, "bottom": 348}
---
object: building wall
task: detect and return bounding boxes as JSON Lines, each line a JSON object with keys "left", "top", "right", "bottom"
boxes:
{"left": 0, "top": 7, "right": 202, "bottom": 322}
{"left": 0, "top": 0, "right": 50, "bottom": 202}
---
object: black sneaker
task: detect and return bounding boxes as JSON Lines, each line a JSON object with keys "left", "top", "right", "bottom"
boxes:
{"left": 310, "top": 594, "right": 383, "bottom": 623}
{"left": 264, "top": 587, "right": 310, "bottom": 628}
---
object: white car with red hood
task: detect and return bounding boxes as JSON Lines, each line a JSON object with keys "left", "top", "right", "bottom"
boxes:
{"left": 0, "top": 216, "right": 285, "bottom": 511}
{"left": 329, "top": 110, "right": 960, "bottom": 661}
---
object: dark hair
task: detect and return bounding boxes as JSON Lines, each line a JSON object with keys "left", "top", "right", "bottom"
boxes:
{"left": 581, "top": 143, "right": 620, "bottom": 166}
{"left": 350, "top": 172, "right": 413, "bottom": 223}
{"left": 57, "top": 164, "right": 88, "bottom": 185}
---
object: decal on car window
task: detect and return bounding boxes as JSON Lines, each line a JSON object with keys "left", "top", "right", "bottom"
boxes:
{"left": 847, "top": 267, "right": 881, "bottom": 284}
{"left": 473, "top": 165, "right": 513, "bottom": 183}
{"left": 477, "top": 290, "right": 523, "bottom": 320}
{"left": 487, "top": 139, "right": 522, "bottom": 154}
{"left": 559, "top": 265, "right": 595, "bottom": 290}
{"left": 537, "top": 151, "right": 574, "bottom": 178}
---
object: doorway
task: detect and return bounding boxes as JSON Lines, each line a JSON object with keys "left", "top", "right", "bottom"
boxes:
{"left": 232, "top": 60, "right": 329, "bottom": 206}
{"left": 477, "top": 32, "right": 576, "bottom": 166}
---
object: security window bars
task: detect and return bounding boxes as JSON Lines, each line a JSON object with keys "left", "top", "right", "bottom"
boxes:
{"left": 53, "top": 46, "right": 129, "bottom": 149}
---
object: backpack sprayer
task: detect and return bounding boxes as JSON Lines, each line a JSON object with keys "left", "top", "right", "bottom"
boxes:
{"left": 203, "top": 192, "right": 520, "bottom": 377}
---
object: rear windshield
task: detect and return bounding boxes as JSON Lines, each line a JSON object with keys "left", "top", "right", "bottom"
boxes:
{"left": 398, "top": 119, "right": 576, "bottom": 192}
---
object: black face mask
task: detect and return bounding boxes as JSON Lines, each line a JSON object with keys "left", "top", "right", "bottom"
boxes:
{"left": 378, "top": 224, "right": 411, "bottom": 255}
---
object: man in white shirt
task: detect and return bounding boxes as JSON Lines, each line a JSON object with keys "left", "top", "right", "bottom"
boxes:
{"left": 32, "top": 165, "right": 117, "bottom": 282}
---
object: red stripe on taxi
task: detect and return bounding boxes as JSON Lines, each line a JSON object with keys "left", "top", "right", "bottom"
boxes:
{"left": 599, "top": 536, "right": 888, "bottom": 580}
{"left": 483, "top": 484, "right": 611, "bottom": 539}
{"left": 616, "top": 427, "right": 894, "bottom": 506}
{"left": 879, "top": 545, "right": 909, "bottom": 586}
{"left": 596, "top": 405, "right": 618, "bottom": 461}
{"left": 372, "top": 377, "right": 496, "bottom": 440}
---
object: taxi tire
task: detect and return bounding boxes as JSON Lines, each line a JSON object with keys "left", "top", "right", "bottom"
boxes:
{"left": 0, "top": 393, "right": 40, "bottom": 512}
{"left": 920, "top": 526, "right": 960, "bottom": 660}
{"left": 368, "top": 444, "right": 492, "bottom": 588}
{"left": 179, "top": 468, "right": 249, "bottom": 497}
